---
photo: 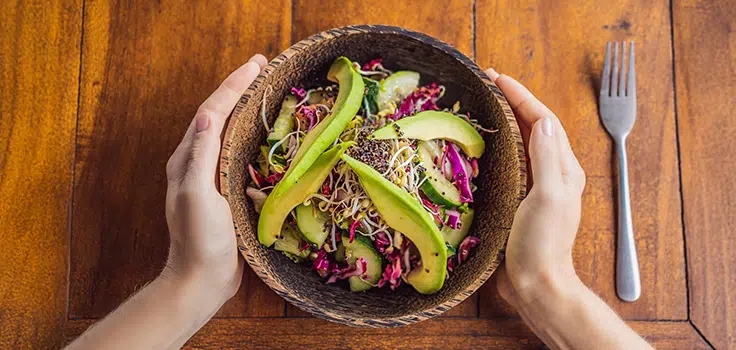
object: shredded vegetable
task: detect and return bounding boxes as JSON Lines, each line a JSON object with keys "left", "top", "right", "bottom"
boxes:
{"left": 247, "top": 58, "right": 487, "bottom": 293}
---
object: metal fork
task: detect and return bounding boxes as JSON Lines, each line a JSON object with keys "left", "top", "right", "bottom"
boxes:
{"left": 599, "top": 41, "right": 640, "bottom": 302}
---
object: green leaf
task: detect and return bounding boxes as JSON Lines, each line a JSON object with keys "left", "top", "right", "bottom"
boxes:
{"left": 446, "top": 242, "right": 457, "bottom": 256}
{"left": 362, "top": 77, "right": 380, "bottom": 115}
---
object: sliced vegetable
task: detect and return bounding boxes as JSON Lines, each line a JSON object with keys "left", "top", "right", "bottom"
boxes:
{"left": 446, "top": 142, "right": 473, "bottom": 203}
{"left": 274, "top": 223, "right": 310, "bottom": 262}
{"left": 266, "top": 95, "right": 298, "bottom": 152}
{"left": 341, "top": 154, "right": 447, "bottom": 294}
{"left": 257, "top": 142, "right": 354, "bottom": 247}
{"left": 295, "top": 204, "right": 330, "bottom": 246}
{"left": 276, "top": 57, "right": 365, "bottom": 196}
{"left": 376, "top": 71, "right": 420, "bottom": 111}
{"left": 371, "top": 111, "right": 486, "bottom": 158}
{"left": 342, "top": 234, "right": 383, "bottom": 292}
{"left": 442, "top": 208, "right": 474, "bottom": 250}
{"left": 417, "top": 141, "right": 462, "bottom": 207}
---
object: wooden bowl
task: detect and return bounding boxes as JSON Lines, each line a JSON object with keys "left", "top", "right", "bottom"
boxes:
{"left": 219, "top": 25, "right": 526, "bottom": 327}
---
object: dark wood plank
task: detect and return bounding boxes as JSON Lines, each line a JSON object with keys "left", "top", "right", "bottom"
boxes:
{"left": 0, "top": 0, "right": 81, "bottom": 348}
{"left": 64, "top": 318, "right": 710, "bottom": 349}
{"left": 290, "top": 0, "right": 478, "bottom": 318}
{"left": 674, "top": 0, "right": 736, "bottom": 348}
{"left": 68, "top": 0, "right": 291, "bottom": 319}
{"left": 475, "top": 0, "right": 687, "bottom": 320}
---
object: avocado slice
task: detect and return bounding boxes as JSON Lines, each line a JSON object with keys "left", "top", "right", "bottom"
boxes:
{"left": 275, "top": 57, "right": 364, "bottom": 196}
{"left": 417, "top": 141, "right": 462, "bottom": 207}
{"left": 442, "top": 208, "right": 474, "bottom": 252}
{"left": 370, "top": 111, "right": 485, "bottom": 158}
{"left": 376, "top": 70, "right": 420, "bottom": 111}
{"left": 341, "top": 234, "right": 383, "bottom": 292}
{"left": 266, "top": 94, "right": 297, "bottom": 153}
{"left": 341, "top": 154, "right": 447, "bottom": 294}
{"left": 257, "top": 142, "right": 354, "bottom": 247}
{"left": 295, "top": 203, "right": 330, "bottom": 246}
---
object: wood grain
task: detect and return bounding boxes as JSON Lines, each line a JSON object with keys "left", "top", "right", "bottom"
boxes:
{"left": 0, "top": 0, "right": 81, "bottom": 348}
{"left": 289, "top": 1, "right": 477, "bottom": 318}
{"left": 64, "top": 318, "right": 711, "bottom": 349}
{"left": 67, "top": 0, "right": 291, "bottom": 319}
{"left": 292, "top": 0, "right": 474, "bottom": 58}
{"left": 475, "top": 0, "right": 687, "bottom": 320}
{"left": 674, "top": 0, "right": 736, "bottom": 348}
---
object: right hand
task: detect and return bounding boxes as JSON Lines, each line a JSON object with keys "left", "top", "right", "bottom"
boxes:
{"left": 486, "top": 69, "right": 587, "bottom": 307}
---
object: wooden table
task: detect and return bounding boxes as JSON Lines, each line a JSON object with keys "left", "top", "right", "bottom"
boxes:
{"left": 1, "top": 0, "right": 733, "bottom": 348}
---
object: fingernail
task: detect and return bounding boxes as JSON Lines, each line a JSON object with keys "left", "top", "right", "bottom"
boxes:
{"left": 541, "top": 117, "right": 554, "bottom": 136}
{"left": 247, "top": 55, "right": 259, "bottom": 63}
{"left": 486, "top": 68, "right": 500, "bottom": 81}
{"left": 195, "top": 114, "right": 210, "bottom": 133}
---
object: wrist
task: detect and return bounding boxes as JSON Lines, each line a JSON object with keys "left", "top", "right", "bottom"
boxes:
{"left": 513, "top": 265, "right": 583, "bottom": 310}
{"left": 158, "top": 265, "right": 230, "bottom": 316}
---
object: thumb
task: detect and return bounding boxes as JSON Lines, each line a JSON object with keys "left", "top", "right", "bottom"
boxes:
{"left": 528, "top": 117, "right": 562, "bottom": 192}
{"left": 185, "top": 113, "right": 222, "bottom": 189}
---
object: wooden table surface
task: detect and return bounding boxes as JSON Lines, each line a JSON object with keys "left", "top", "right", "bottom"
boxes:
{"left": 1, "top": 0, "right": 733, "bottom": 348}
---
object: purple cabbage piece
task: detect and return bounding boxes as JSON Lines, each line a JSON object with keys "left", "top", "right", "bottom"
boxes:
{"left": 445, "top": 209, "right": 462, "bottom": 229}
{"left": 290, "top": 87, "right": 307, "bottom": 100}
{"left": 446, "top": 142, "right": 473, "bottom": 203}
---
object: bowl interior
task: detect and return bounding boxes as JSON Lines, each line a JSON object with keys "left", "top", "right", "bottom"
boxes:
{"left": 220, "top": 25, "right": 525, "bottom": 327}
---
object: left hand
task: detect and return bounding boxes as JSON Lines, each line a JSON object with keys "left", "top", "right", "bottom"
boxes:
{"left": 163, "top": 54, "right": 267, "bottom": 305}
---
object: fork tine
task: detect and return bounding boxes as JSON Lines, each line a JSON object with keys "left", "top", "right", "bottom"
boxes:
{"left": 627, "top": 41, "right": 636, "bottom": 96}
{"left": 618, "top": 41, "right": 627, "bottom": 97}
{"left": 601, "top": 42, "right": 612, "bottom": 96}
{"left": 612, "top": 42, "right": 620, "bottom": 96}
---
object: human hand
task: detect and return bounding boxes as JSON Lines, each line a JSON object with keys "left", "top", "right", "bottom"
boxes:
{"left": 486, "top": 69, "right": 587, "bottom": 308}
{"left": 163, "top": 54, "right": 268, "bottom": 306}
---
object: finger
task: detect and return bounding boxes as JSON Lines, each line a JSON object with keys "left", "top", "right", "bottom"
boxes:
{"left": 528, "top": 117, "right": 562, "bottom": 192}
{"left": 494, "top": 74, "right": 556, "bottom": 131}
{"left": 198, "top": 59, "right": 262, "bottom": 130}
{"left": 183, "top": 114, "right": 222, "bottom": 189}
{"left": 248, "top": 54, "right": 268, "bottom": 69}
{"left": 554, "top": 119, "right": 586, "bottom": 191}
{"left": 168, "top": 56, "right": 264, "bottom": 184}
{"left": 485, "top": 68, "right": 500, "bottom": 82}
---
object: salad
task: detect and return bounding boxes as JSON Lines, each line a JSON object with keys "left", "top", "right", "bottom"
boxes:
{"left": 246, "top": 57, "right": 495, "bottom": 294}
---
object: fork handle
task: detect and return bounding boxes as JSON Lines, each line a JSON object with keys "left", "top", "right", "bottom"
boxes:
{"left": 615, "top": 139, "right": 641, "bottom": 302}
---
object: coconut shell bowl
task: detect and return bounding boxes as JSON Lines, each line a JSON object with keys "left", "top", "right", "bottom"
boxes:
{"left": 219, "top": 25, "right": 526, "bottom": 328}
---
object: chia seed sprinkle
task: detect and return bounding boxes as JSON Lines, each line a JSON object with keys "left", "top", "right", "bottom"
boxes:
{"left": 348, "top": 128, "right": 391, "bottom": 174}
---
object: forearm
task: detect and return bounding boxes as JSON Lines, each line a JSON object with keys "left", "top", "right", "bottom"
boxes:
{"left": 66, "top": 269, "right": 223, "bottom": 350}
{"left": 515, "top": 276, "right": 652, "bottom": 350}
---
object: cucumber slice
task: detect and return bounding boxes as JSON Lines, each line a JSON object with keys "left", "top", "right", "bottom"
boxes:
{"left": 267, "top": 95, "right": 298, "bottom": 152}
{"left": 442, "top": 208, "right": 474, "bottom": 252}
{"left": 417, "top": 141, "right": 462, "bottom": 207}
{"left": 274, "top": 223, "right": 310, "bottom": 262}
{"left": 342, "top": 234, "right": 383, "bottom": 292}
{"left": 334, "top": 242, "right": 346, "bottom": 263}
{"left": 377, "top": 71, "right": 420, "bottom": 111}
{"left": 295, "top": 203, "right": 330, "bottom": 246}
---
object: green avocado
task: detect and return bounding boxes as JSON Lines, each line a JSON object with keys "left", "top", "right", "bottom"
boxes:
{"left": 275, "top": 57, "right": 364, "bottom": 196}
{"left": 257, "top": 142, "right": 354, "bottom": 247}
{"left": 370, "top": 111, "right": 485, "bottom": 158}
{"left": 442, "top": 208, "right": 474, "bottom": 252}
{"left": 295, "top": 203, "right": 330, "bottom": 246}
{"left": 417, "top": 141, "right": 462, "bottom": 207}
{"left": 341, "top": 154, "right": 447, "bottom": 294}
